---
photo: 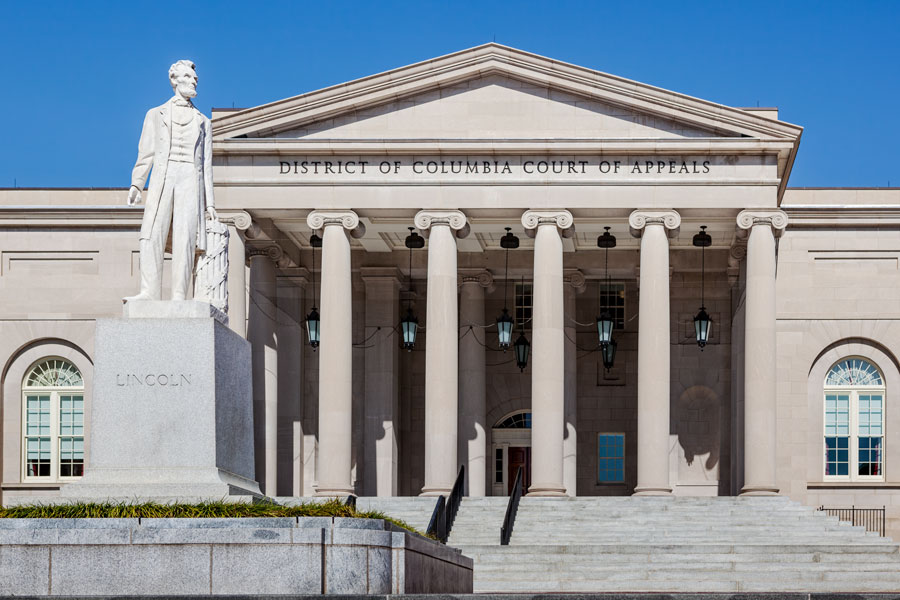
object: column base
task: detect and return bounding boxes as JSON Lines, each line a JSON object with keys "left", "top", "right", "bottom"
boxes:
{"left": 420, "top": 486, "right": 452, "bottom": 496}
{"left": 314, "top": 486, "right": 355, "bottom": 497}
{"left": 526, "top": 484, "right": 567, "bottom": 497}
{"left": 740, "top": 485, "right": 780, "bottom": 496}
{"left": 633, "top": 486, "right": 673, "bottom": 496}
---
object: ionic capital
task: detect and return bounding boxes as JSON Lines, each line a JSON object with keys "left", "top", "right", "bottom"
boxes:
{"left": 736, "top": 210, "right": 788, "bottom": 237}
{"left": 414, "top": 210, "right": 467, "bottom": 231}
{"left": 247, "top": 243, "right": 284, "bottom": 263}
{"left": 521, "top": 209, "right": 574, "bottom": 231}
{"left": 458, "top": 268, "right": 493, "bottom": 288}
{"left": 218, "top": 210, "right": 253, "bottom": 231}
{"left": 307, "top": 210, "right": 365, "bottom": 238}
{"left": 564, "top": 269, "right": 587, "bottom": 292}
{"left": 628, "top": 210, "right": 681, "bottom": 238}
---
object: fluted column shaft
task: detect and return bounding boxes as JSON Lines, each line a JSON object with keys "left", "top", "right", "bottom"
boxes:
{"left": 738, "top": 210, "right": 787, "bottom": 495}
{"left": 629, "top": 210, "right": 680, "bottom": 496}
{"left": 458, "top": 270, "right": 492, "bottom": 496}
{"left": 522, "top": 210, "right": 572, "bottom": 496}
{"left": 248, "top": 247, "right": 279, "bottom": 495}
{"left": 226, "top": 226, "right": 247, "bottom": 337}
{"left": 308, "top": 210, "right": 362, "bottom": 496}
{"left": 416, "top": 210, "right": 467, "bottom": 495}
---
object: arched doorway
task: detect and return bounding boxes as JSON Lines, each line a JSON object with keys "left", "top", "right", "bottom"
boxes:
{"left": 491, "top": 410, "right": 531, "bottom": 495}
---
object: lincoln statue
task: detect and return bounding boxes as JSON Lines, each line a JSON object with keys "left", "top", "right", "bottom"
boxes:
{"left": 125, "top": 59, "right": 217, "bottom": 302}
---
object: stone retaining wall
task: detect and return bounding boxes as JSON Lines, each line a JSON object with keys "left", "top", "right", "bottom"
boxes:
{"left": 0, "top": 517, "right": 473, "bottom": 595}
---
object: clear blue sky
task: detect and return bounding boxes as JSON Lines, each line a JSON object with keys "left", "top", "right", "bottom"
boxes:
{"left": 2, "top": 1, "right": 898, "bottom": 188}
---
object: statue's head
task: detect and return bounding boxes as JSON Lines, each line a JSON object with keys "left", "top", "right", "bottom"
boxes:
{"left": 169, "top": 60, "right": 197, "bottom": 99}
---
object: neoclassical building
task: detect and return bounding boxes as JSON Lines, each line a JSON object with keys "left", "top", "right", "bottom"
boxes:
{"left": 1, "top": 45, "right": 898, "bottom": 533}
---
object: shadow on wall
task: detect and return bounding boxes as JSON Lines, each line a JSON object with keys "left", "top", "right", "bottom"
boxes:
{"left": 674, "top": 385, "right": 720, "bottom": 472}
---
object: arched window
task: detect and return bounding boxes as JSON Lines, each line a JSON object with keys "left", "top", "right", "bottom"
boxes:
{"left": 824, "top": 358, "right": 884, "bottom": 480}
{"left": 22, "top": 358, "right": 84, "bottom": 480}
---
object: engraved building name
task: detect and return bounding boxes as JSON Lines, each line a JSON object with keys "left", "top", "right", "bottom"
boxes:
{"left": 116, "top": 373, "right": 192, "bottom": 387}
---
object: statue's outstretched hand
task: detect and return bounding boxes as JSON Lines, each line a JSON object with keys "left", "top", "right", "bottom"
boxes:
{"left": 127, "top": 186, "right": 142, "bottom": 206}
{"left": 206, "top": 205, "right": 218, "bottom": 221}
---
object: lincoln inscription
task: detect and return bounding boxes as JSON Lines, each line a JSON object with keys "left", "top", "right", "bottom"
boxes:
{"left": 116, "top": 373, "right": 193, "bottom": 387}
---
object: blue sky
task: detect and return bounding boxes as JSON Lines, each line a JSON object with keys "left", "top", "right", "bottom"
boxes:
{"left": 1, "top": 1, "right": 898, "bottom": 188}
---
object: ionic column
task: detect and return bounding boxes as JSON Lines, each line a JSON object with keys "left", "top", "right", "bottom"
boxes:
{"left": 307, "top": 210, "right": 364, "bottom": 496}
{"left": 629, "top": 210, "right": 680, "bottom": 496}
{"left": 247, "top": 244, "right": 281, "bottom": 495}
{"left": 276, "top": 269, "right": 308, "bottom": 497}
{"left": 416, "top": 209, "right": 468, "bottom": 495}
{"left": 220, "top": 211, "right": 253, "bottom": 338}
{"left": 564, "top": 269, "right": 586, "bottom": 496}
{"left": 458, "top": 269, "right": 493, "bottom": 496}
{"left": 737, "top": 210, "right": 787, "bottom": 495}
{"left": 522, "top": 210, "right": 573, "bottom": 496}
{"left": 361, "top": 267, "right": 402, "bottom": 496}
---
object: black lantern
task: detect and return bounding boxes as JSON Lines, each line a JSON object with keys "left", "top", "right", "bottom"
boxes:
{"left": 596, "top": 226, "right": 617, "bottom": 352}
{"left": 692, "top": 225, "right": 713, "bottom": 349}
{"left": 306, "top": 233, "right": 322, "bottom": 349}
{"left": 401, "top": 227, "right": 424, "bottom": 351}
{"left": 601, "top": 338, "right": 617, "bottom": 372}
{"left": 514, "top": 330, "right": 530, "bottom": 372}
{"left": 496, "top": 227, "right": 519, "bottom": 350}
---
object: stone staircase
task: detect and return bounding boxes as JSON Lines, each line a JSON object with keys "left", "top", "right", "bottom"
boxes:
{"left": 348, "top": 495, "right": 900, "bottom": 593}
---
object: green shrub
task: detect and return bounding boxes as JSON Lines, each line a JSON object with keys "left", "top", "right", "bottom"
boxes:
{"left": 0, "top": 499, "right": 423, "bottom": 536}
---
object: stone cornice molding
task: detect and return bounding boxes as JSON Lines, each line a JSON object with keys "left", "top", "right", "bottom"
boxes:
{"left": 217, "top": 210, "right": 253, "bottom": 231}
{"left": 521, "top": 210, "right": 574, "bottom": 239}
{"left": 628, "top": 210, "right": 681, "bottom": 238}
{"left": 458, "top": 268, "right": 494, "bottom": 288}
{"left": 564, "top": 269, "right": 587, "bottom": 293}
{"left": 414, "top": 210, "right": 468, "bottom": 232}
{"left": 277, "top": 266, "right": 311, "bottom": 286}
{"left": 736, "top": 209, "right": 788, "bottom": 238}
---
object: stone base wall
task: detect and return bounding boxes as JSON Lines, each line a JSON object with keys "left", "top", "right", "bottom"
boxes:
{"left": 0, "top": 517, "right": 472, "bottom": 595}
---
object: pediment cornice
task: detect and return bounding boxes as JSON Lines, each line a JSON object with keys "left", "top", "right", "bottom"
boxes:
{"left": 212, "top": 44, "right": 803, "bottom": 143}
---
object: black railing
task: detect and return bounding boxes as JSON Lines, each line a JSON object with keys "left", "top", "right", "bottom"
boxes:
{"left": 426, "top": 495, "right": 446, "bottom": 540}
{"left": 500, "top": 466, "right": 524, "bottom": 545}
{"left": 425, "top": 465, "right": 466, "bottom": 544}
{"left": 818, "top": 505, "right": 886, "bottom": 537}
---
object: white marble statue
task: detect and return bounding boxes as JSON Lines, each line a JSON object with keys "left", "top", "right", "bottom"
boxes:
{"left": 125, "top": 59, "right": 218, "bottom": 302}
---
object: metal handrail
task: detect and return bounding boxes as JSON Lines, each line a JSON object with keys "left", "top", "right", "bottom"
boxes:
{"left": 426, "top": 495, "right": 446, "bottom": 540}
{"left": 445, "top": 465, "right": 466, "bottom": 537}
{"left": 500, "top": 466, "right": 524, "bottom": 545}
{"left": 424, "top": 465, "right": 467, "bottom": 544}
{"left": 818, "top": 505, "right": 886, "bottom": 537}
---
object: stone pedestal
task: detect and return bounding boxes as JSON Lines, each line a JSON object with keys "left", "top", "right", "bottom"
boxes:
{"left": 62, "top": 311, "right": 260, "bottom": 500}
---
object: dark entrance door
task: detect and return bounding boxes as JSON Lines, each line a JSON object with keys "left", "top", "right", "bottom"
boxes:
{"left": 507, "top": 446, "right": 532, "bottom": 495}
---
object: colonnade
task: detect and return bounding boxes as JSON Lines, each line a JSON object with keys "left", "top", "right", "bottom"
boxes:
{"left": 234, "top": 207, "right": 787, "bottom": 497}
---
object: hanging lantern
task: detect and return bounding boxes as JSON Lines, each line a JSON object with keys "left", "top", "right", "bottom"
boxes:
{"left": 514, "top": 331, "right": 530, "bottom": 372}
{"left": 400, "top": 307, "right": 418, "bottom": 351}
{"left": 692, "top": 225, "right": 713, "bottom": 350}
{"left": 694, "top": 307, "right": 711, "bottom": 348}
{"left": 305, "top": 307, "right": 320, "bottom": 349}
{"left": 597, "top": 312, "right": 614, "bottom": 346}
{"left": 306, "top": 233, "right": 322, "bottom": 350}
{"left": 401, "top": 227, "right": 423, "bottom": 351}
{"left": 596, "top": 227, "right": 617, "bottom": 348}
{"left": 497, "top": 227, "right": 519, "bottom": 350}
{"left": 497, "top": 309, "right": 514, "bottom": 348}
{"left": 601, "top": 338, "right": 617, "bottom": 372}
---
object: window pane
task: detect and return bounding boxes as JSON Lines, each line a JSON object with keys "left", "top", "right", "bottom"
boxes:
{"left": 598, "top": 433, "right": 625, "bottom": 483}
{"left": 59, "top": 436, "right": 84, "bottom": 478}
{"left": 825, "top": 436, "right": 850, "bottom": 476}
{"left": 25, "top": 436, "right": 51, "bottom": 477}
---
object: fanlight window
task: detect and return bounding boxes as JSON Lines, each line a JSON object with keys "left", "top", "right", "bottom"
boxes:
{"left": 25, "top": 359, "right": 84, "bottom": 388}
{"left": 826, "top": 358, "right": 883, "bottom": 387}
{"left": 495, "top": 412, "right": 531, "bottom": 429}
{"left": 823, "top": 357, "right": 884, "bottom": 481}
{"left": 22, "top": 358, "right": 84, "bottom": 480}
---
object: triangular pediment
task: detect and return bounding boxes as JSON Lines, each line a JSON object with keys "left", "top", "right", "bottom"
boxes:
{"left": 270, "top": 74, "right": 721, "bottom": 140}
{"left": 213, "top": 44, "right": 802, "bottom": 142}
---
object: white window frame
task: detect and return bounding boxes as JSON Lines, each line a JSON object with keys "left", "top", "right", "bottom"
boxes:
{"left": 21, "top": 358, "right": 85, "bottom": 482}
{"left": 823, "top": 357, "right": 885, "bottom": 482}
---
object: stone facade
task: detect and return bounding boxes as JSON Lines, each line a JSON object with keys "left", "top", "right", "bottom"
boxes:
{"left": 1, "top": 45, "right": 899, "bottom": 535}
